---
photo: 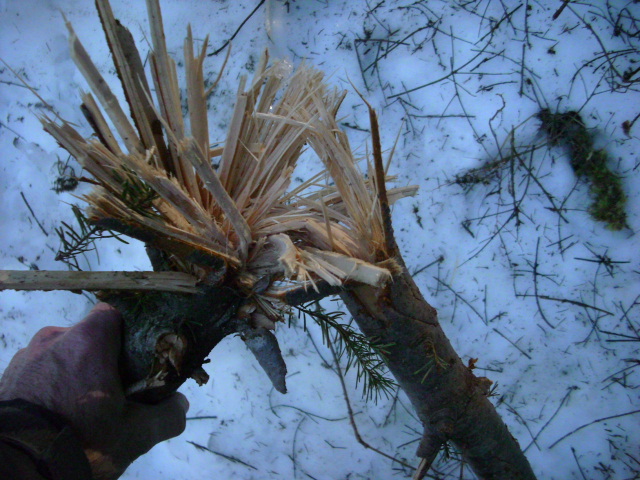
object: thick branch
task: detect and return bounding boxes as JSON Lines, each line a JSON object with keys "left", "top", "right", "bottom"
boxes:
{"left": 341, "top": 265, "right": 537, "bottom": 479}
{"left": 101, "top": 284, "right": 244, "bottom": 403}
{"left": 332, "top": 102, "right": 537, "bottom": 479}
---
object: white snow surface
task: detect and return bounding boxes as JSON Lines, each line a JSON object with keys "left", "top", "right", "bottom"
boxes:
{"left": 1, "top": 1, "right": 639, "bottom": 479}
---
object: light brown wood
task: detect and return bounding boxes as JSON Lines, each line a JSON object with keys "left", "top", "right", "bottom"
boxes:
{"left": 64, "top": 17, "right": 142, "bottom": 155}
{"left": 0, "top": 270, "right": 199, "bottom": 293}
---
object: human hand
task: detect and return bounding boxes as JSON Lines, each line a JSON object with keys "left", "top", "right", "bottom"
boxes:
{"left": 0, "top": 303, "right": 189, "bottom": 480}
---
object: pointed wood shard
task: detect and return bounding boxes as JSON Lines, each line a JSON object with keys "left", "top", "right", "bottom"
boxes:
{"left": 241, "top": 326, "right": 288, "bottom": 393}
{"left": 64, "top": 17, "right": 142, "bottom": 154}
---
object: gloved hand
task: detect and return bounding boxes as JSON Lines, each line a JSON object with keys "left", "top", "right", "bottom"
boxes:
{"left": 0, "top": 303, "right": 189, "bottom": 480}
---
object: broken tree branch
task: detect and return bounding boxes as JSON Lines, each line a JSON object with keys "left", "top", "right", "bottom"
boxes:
{"left": 339, "top": 106, "right": 537, "bottom": 480}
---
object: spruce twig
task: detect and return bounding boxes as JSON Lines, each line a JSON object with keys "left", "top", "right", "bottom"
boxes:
{"left": 296, "top": 301, "right": 397, "bottom": 402}
{"left": 55, "top": 205, "right": 125, "bottom": 270}
{"left": 326, "top": 331, "right": 415, "bottom": 471}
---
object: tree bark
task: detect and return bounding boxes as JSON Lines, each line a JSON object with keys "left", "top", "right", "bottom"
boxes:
{"left": 102, "top": 285, "right": 244, "bottom": 403}
{"left": 105, "top": 255, "right": 537, "bottom": 478}
{"left": 101, "top": 250, "right": 289, "bottom": 404}
{"left": 340, "top": 265, "right": 537, "bottom": 479}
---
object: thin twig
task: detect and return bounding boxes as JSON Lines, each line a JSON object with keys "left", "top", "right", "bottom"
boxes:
{"left": 552, "top": 0, "right": 571, "bottom": 21}
{"left": 492, "top": 328, "right": 532, "bottom": 359}
{"left": 326, "top": 334, "right": 415, "bottom": 471}
{"left": 435, "top": 277, "right": 485, "bottom": 324}
{"left": 531, "top": 238, "right": 556, "bottom": 329}
{"left": 503, "top": 401, "right": 540, "bottom": 451}
{"left": 549, "top": 409, "right": 640, "bottom": 449}
{"left": 210, "top": 0, "right": 266, "bottom": 56}
{"left": 572, "top": 447, "right": 588, "bottom": 480}
{"left": 291, "top": 415, "right": 306, "bottom": 479}
{"left": 187, "top": 441, "right": 257, "bottom": 470}
{"left": 517, "top": 294, "right": 613, "bottom": 316}
{"left": 526, "top": 387, "right": 577, "bottom": 452}
{"left": 388, "top": 34, "right": 494, "bottom": 99}
{"left": 270, "top": 404, "right": 348, "bottom": 423}
{"left": 20, "top": 191, "right": 48, "bottom": 236}
{"left": 0, "top": 120, "right": 27, "bottom": 141}
{"left": 412, "top": 255, "right": 444, "bottom": 277}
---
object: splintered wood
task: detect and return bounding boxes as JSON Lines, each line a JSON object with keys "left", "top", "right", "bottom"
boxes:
{"left": 12, "top": 0, "right": 417, "bottom": 315}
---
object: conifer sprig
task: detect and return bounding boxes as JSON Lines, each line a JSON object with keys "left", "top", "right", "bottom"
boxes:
{"left": 296, "top": 301, "right": 397, "bottom": 402}
{"left": 55, "top": 204, "right": 126, "bottom": 270}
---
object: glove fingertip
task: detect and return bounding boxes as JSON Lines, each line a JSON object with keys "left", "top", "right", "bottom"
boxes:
{"left": 155, "top": 393, "right": 189, "bottom": 439}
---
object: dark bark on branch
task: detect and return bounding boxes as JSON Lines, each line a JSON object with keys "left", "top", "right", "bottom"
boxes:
{"left": 101, "top": 285, "right": 244, "bottom": 403}
{"left": 96, "top": 246, "right": 289, "bottom": 403}
{"left": 340, "top": 266, "right": 537, "bottom": 479}
{"left": 99, "top": 265, "right": 343, "bottom": 402}
{"left": 344, "top": 103, "right": 537, "bottom": 479}
{"left": 106, "top": 252, "right": 535, "bottom": 477}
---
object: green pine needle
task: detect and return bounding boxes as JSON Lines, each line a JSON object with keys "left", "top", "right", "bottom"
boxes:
{"left": 296, "top": 301, "right": 397, "bottom": 403}
{"left": 116, "top": 169, "right": 160, "bottom": 219}
{"left": 55, "top": 204, "right": 127, "bottom": 270}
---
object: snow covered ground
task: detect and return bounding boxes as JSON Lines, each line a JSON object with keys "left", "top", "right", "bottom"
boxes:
{"left": 1, "top": 0, "right": 639, "bottom": 479}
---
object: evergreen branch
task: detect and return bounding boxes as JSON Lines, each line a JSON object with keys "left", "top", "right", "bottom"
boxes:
{"left": 115, "top": 167, "right": 161, "bottom": 218}
{"left": 296, "top": 301, "right": 397, "bottom": 402}
{"left": 55, "top": 204, "right": 127, "bottom": 270}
